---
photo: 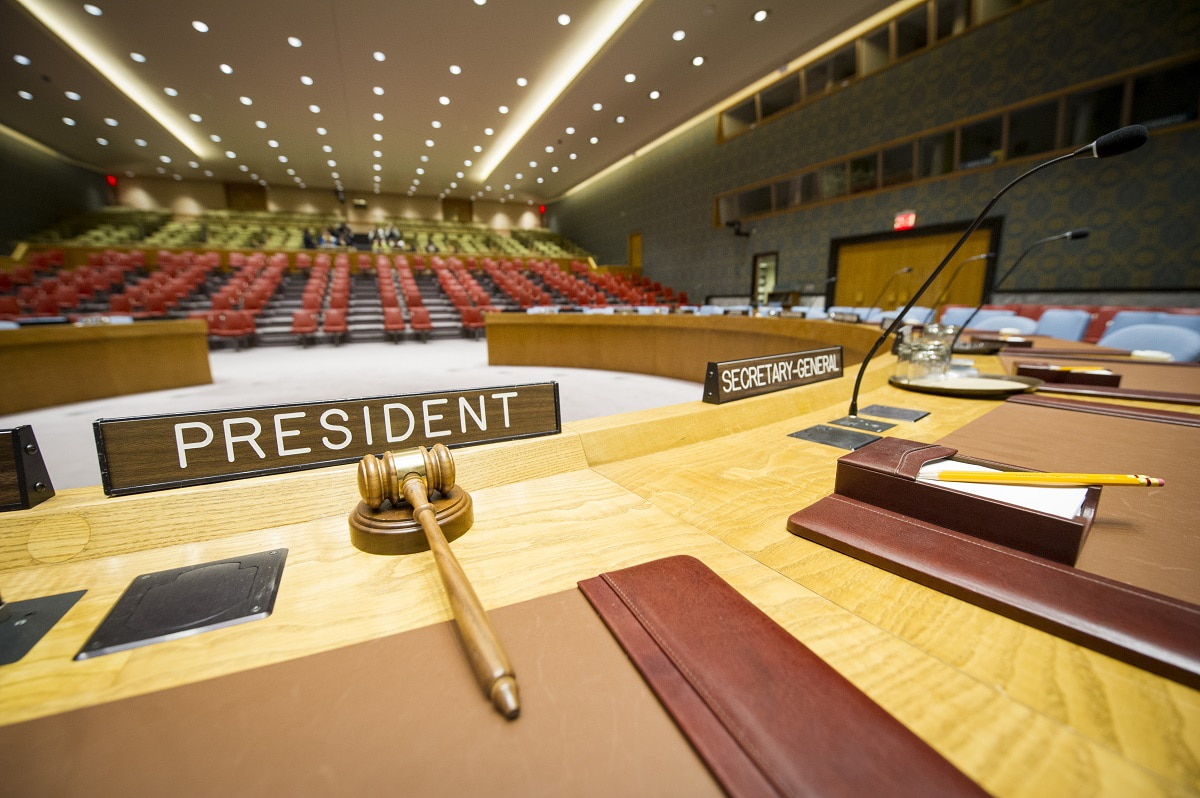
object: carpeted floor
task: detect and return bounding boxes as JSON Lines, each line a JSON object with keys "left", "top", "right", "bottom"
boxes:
{"left": 2, "top": 338, "right": 702, "bottom": 490}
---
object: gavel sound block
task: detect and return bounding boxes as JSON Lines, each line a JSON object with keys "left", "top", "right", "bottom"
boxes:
{"left": 348, "top": 445, "right": 474, "bottom": 555}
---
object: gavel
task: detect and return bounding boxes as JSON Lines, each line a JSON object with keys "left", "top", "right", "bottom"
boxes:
{"left": 357, "top": 444, "right": 520, "bottom": 720}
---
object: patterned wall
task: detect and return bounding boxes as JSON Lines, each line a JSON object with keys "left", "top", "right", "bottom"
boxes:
{"left": 551, "top": 0, "right": 1200, "bottom": 304}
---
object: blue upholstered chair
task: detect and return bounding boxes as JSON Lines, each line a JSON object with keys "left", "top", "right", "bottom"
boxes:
{"left": 942, "top": 307, "right": 1014, "bottom": 327}
{"left": 1033, "top": 308, "right": 1092, "bottom": 341}
{"left": 1103, "top": 309, "right": 1160, "bottom": 336}
{"left": 969, "top": 315, "right": 1039, "bottom": 334}
{"left": 1098, "top": 324, "right": 1200, "bottom": 362}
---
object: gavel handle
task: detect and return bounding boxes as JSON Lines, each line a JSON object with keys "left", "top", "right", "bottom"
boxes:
{"left": 401, "top": 473, "right": 520, "bottom": 720}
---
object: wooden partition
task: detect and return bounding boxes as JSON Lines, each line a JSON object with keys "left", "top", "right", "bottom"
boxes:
{"left": 485, "top": 313, "right": 885, "bottom": 382}
{"left": 0, "top": 319, "right": 212, "bottom": 414}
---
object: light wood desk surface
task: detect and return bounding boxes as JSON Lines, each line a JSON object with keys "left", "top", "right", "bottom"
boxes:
{"left": 0, "top": 352, "right": 1197, "bottom": 797}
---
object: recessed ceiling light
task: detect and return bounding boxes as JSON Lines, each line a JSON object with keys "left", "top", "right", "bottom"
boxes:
{"left": 129, "top": 52, "right": 145, "bottom": 63}
{"left": 165, "top": 87, "right": 179, "bottom": 97}
{"left": 189, "top": 113, "right": 202, "bottom": 122}
{"left": 373, "top": 112, "right": 383, "bottom": 121}
{"left": 373, "top": 150, "right": 382, "bottom": 157}
{"left": 425, "top": 139, "right": 435, "bottom": 147}
{"left": 210, "top": 134, "right": 221, "bottom": 142}
{"left": 278, "top": 155, "right": 288, "bottom": 163}
{"left": 62, "top": 117, "right": 76, "bottom": 126}
{"left": 331, "top": 170, "right": 339, "bottom": 177}
{"left": 565, "top": 127, "right": 575, "bottom": 135}
{"left": 301, "top": 75, "right": 314, "bottom": 86}
{"left": 551, "top": 166, "right": 558, "bottom": 173}
{"left": 439, "top": 96, "right": 450, "bottom": 105}
{"left": 13, "top": 54, "right": 31, "bottom": 66}
{"left": 159, "top": 155, "right": 171, "bottom": 163}
{"left": 624, "top": 73, "right": 636, "bottom": 83}
{"left": 473, "top": 145, "right": 482, "bottom": 153}
{"left": 373, "top": 51, "right": 386, "bottom": 62}
{"left": 464, "top": 160, "right": 472, "bottom": 167}
{"left": 189, "top": 161, "right": 199, "bottom": 168}
{"left": 416, "top": 168, "right": 425, "bottom": 175}
{"left": 192, "top": 21, "right": 209, "bottom": 33}
{"left": 96, "top": 137, "right": 110, "bottom": 146}
{"left": 373, "top": 86, "right": 384, "bottom": 95}
{"left": 327, "top": 160, "right": 336, "bottom": 167}
{"left": 204, "top": 170, "right": 213, "bottom": 176}
{"left": 498, "top": 106, "right": 509, "bottom": 114}
{"left": 268, "top": 139, "right": 279, "bottom": 147}
{"left": 64, "top": 91, "right": 81, "bottom": 100}
{"left": 504, "top": 184, "right": 511, "bottom": 190}
{"left": 83, "top": 4, "right": 102, "bottom": 16}
{"left": 449, "top": 65, "right": 462, "bottom": 75}
{"left": 238, "top": 164, "right": 248, "bottom": 171}
{"left": 515, "top": 173, "right": 523, "bottom": 180}
{"left": 104, "top": 117, "right": 118, "bottom": 126}
{"left": 225, "top": 150, "right": 236, "bottom": 158}
{"left": 672, "top": 30, "right": 685, "bottom": 41}
{"left": 528, "top": 161, "right": 537, "bottom": 168}
{"left": 372, "top": 133, "right": 383, "bottom": 142}
{"left": 753, "top": 9, "right": 769, "bottom": 22}
{"left": 239, "top": 96, "right": 252, "bottom": 105}
{"left": 484, "top": 127, "right": 494, "bottom": 136}
{"left": 692, "top": 56, "right": 705, "bottom": 66}
{"left": 537, "top": 177, "right": 544, "bottom": 184}
{"left": 316, "top": 127, "right": 327, "bottom": 135}
{"left": 592, "top": 102, "right": 602, "bottom": 111}
{"left": 322, "top": 145, "right": 332, "bottom": 152}
{"left": 309, "top": 104, "right": 320, "bottom": 113}
{"left": 456, "top": 171, "right": 464, "bottom": 178}
{"left": 589, "top": 136, "right": 598, "bottom": 143}
{"left": 431, "top": 121, "right": 442, "bottom": 129}
{"left": 569, "top": 153, "right": 577, "bottom": 160}
{"left": 287, "top": 36, "right": 302, "bottom": 47}
{"left": 516, "top": 77, "right": 527, "bottom": 87}
{"left": 220, "top": 64, "right": 233, "bottom": 74}
{"left": 17, "top": 91, "right": 32, "bottom": 100}
{"left": 649, "top": 90, "right": 661, "bottom": 100}
{"left": 557, "top": 14, "right": 570, "bottom": 25}
{"left": 616, "top": 116, "right": 625, "bottom": 123}
{"left": 420, "top": 155, "right": 429, "bottom": 162}
{"left": 545, "top": 145, "right": 554, "bottom": 153}
{"left": 255, "top": 120, "right": 267, "bottom": 129}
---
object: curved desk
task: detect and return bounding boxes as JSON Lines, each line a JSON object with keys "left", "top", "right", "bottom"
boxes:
{"left": 485, "top": 312, "right": 884, "bottom": 381}
{"left": 0, "top": 319, "right": 212, "bottom": 414}
{"left": 0, "top": 353, "right": 1197, "bottom": 796}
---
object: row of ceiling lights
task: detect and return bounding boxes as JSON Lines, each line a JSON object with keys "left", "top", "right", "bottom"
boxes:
{"left": 13, "top": 3, "right": 771, "bottom": 200}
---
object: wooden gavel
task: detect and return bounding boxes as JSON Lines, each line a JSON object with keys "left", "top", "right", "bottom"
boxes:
{"left": 357, "top": 444, "right": 520, "bottom": 720}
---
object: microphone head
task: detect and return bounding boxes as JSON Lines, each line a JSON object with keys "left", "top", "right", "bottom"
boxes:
{"left": 1090, "top": 125, "right": 1149, "bottom": 158}
{"left": 1067, "top": 228, "right": 1090, "bottom": 239}
{"left": 898, "top": 266, "right": 913, "bottom": 274}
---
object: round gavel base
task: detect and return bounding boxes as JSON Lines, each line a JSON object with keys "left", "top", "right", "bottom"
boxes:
{"left": 348, "top": 485, "right": 474, "bottom": 555}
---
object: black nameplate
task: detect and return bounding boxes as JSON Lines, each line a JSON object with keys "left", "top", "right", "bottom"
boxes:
{"left": 0, "top": 426, "right": 55, "bottom": 512}
{"left": 94, "top": 383, "right": 561, "bottom": 496}
{"left": 829, "top": 312, "right": 861, "bottom": 324}
{"left": 703, "top": 347, "right": 843, "bottom": 404}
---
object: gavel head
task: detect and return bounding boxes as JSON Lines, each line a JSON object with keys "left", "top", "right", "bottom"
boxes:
{"left": 358, "top": 443, "right": 456, "bottom": 509}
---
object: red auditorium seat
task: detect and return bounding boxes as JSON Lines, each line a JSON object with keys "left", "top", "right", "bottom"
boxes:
{"left": 291, "top": 310, "right": 319, "bottom": 347}
{"left": 383, "top": 306, "right": 407, "bottom": 343}
{"left": 460, "top": 306, "right": 486, "bottom": 339}
{"left": 323, "top": 308, "right": 349, "bottom": 346}
{"left": 0, "top": 295, "right": 20, "bottom": 319}
{"left": 211, "top": 310, "right": 255, "bottom": 350}
{"left": 409, "top": 306, "right": 433, "bottom": 342}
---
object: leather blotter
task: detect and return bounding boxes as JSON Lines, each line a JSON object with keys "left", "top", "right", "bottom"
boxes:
{"left": 579, "top": 555, "right": 987, "bottom": 798}
{"left": 788, "top": 495, "right": 1200, "bottom": 690}
{"left": 1015, "top": 363, "right": 1122, "bottom": 386}
{"left": 1009, "top": 393, "right": 1200, "bottom": 424}
{"left": 832, "top": 437, "right": 1099, "bottom": 565}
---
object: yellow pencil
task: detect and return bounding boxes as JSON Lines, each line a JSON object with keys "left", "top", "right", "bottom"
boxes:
{"left": 931, "top": 471, "right": 1164, "bottom": 487}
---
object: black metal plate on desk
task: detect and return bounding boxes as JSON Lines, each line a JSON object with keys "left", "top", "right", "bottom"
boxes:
{"left": 789, "top": 425, "right": 881, "bottom": 450}
{"left": 0, "top": 590, "right": 86, "bottom": 665}
{"left": 859, "top": 405, "right": 930, "bottom": 422}
{"left": 75, "top": 549, "right": 287, "bottom": 660}
{"left": 828, "top": 415, "right": 895, "bottom": 433}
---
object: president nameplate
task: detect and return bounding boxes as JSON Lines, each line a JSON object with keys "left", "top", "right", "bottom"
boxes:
{"left": 94, "top": 383, "right": 561, "bottom": 496}
{"left": 703, "top": 347, "right": 842, "bottom": 404}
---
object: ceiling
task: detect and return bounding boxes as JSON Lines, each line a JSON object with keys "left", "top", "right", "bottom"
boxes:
{"left": 0, "top": 0, "right": 897, "bottom": 206}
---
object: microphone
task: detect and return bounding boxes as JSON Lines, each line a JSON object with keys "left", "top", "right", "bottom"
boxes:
{"left": 862, "top": 267, "right": 913, "bottom": 321}
{"left": 927, "top": 253, "right": 995, "bottom": 321}
{"left": 843, "top": 125, "right": 1147, "bottom": 419}
{"left": 950, "top": 228, "right": 1089, "bottom": 348}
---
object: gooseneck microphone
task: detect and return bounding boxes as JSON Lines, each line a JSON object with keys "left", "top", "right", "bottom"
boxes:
{"left": 844, "top": 125, "right": 1147, "bottom": 419}
{"left": 862, "top": 267, "right": 913, "bottom": 321}
{"left": 950, "top": 229, "right": 1090, "bottom": 347}
{"left": 927, "top": 253, "right": 995, "bottom": 320}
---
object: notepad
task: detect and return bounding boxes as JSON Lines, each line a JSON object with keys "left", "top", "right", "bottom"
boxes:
{"left": 917, "top": 459, "right": 1088, "bottom": 520}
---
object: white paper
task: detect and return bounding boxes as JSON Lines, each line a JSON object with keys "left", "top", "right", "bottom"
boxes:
{"left": 916, "top": 458, "right": 1088, "bottom": 520}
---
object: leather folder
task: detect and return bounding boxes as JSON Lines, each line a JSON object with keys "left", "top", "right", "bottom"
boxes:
{"left": 1015, "top": 363, "right": 1122, "bottom": 386}
{"left": 580, "top": 555, "right": 986, "bottom": 797}
{"left": 827, "top": 436, "right": 1098, "bottom": 565}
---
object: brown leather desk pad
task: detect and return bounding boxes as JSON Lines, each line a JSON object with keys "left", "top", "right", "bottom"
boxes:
{"left": 2, "top": 556, "right": 985, "bottom": 797}
{"left": 999, "top": 351, "right": 1200, "bottom": 397}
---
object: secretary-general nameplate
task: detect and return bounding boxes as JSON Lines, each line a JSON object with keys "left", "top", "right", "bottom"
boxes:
{"left": 94, "top": 382, "right": 560, "bottom": 496}
{"left": 703, "top": 347, "right": 842, "bottom": 404}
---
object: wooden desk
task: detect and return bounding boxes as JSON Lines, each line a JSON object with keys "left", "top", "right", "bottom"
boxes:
{"left": 0, "top": 319, "right": 212, "bottom": 414}
{"left": 0, "top": 353, "right": 1197, "bottom": 796}
{"left": 485, "top": 313, "right": 885, "bottom": 381}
